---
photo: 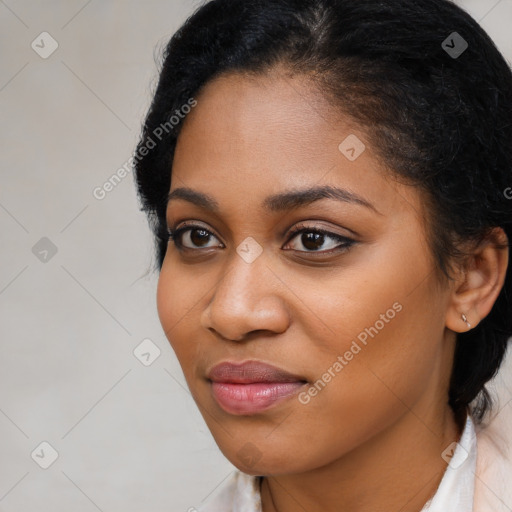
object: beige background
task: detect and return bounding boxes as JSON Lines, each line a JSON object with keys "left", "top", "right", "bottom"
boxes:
{"left": 1, "top": 1, "right": 511, "bottom": 510}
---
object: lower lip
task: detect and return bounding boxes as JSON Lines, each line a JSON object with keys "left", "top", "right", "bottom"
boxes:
{"left": 210, "top": 381, "right": 306, "bottom": 415}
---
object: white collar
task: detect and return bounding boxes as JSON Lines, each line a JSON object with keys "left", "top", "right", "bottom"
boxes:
{"left": 420, "top": 414, "right": 476, "bottom": 512}
{"left": 196, "top": 415, "right": 477, "bottom": 512}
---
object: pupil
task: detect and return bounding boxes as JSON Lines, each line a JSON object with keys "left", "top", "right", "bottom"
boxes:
{"left": 303, "top": 232, "right": 323, "bottom": 251}
{"left": 191, "top": 229, "right": 209, "bottom": 246}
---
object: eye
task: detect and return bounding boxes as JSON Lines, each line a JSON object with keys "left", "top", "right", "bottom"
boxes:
{"left": 284, "top": 223, "right": 356, "bottom": 254}
{"left": 168, "top": 223, "right": 223, "bottom": 250}
{"left": 167, "top": 222, "right": 356, "bottom": 255}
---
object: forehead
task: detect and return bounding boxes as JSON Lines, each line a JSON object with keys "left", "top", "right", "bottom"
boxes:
{"left": 174, "top": 73, "right": 330, "bottom": 172}
{"left": 170, "top": 70, "right": 422, "bottom": 221}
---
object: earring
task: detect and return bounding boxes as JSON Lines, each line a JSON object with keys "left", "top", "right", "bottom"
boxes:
{"left": 461, "top": 313, "right": 471, "bottom": 329}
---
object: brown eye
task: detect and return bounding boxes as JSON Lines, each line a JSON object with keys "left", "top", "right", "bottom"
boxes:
{"left": 189, "top": 228, "right": 212, "bottom": 247}
{"left": 168, "top": 225, "right": 223, "bottom": 250}
{"left": 300, "top": 232, "right": 326, "bottom": 251}
{"left": 284, "top": 226, "right": 355, "bottom": 254}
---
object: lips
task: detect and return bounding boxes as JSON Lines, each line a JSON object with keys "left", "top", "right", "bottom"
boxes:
{"left": 207, "top": 360, "right": 307, "bottom": 384}
{"left": 207, "top": 360, "right": 308, "bottom": 415}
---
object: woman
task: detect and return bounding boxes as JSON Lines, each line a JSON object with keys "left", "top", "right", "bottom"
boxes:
{"left": 133, "top": 0, "right": 512, "bottom": 510}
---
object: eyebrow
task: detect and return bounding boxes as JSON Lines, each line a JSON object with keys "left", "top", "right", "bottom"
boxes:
{"left": 166, "top": 185, "right": 380, "bottom": 215}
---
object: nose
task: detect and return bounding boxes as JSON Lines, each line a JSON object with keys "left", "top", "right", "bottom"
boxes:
{"left": 200, "top": 251, "right": 291, "bottom": 342}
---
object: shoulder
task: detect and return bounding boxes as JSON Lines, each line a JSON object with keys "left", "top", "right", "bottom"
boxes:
{"left": 194, "top": 470, "right": 262, "bottom": 512}
{"left": 473, "top": 407, "right": 512, "bottom": 512}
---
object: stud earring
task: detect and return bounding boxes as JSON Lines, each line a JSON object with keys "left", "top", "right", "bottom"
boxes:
{"left": 461, "top": 313, "right": 471, "bottom": 329}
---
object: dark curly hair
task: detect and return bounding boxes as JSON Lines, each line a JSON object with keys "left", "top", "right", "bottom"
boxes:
{"left": 133, "top": 0, "right": 512, "bottom": 422}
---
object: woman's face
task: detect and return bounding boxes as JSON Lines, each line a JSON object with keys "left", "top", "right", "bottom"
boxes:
{"left": 157, "top": 69, "right": 457, "bottom": 475}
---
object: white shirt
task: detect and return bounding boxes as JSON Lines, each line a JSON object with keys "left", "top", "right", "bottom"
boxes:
{"left": 195, "top": 415, "right": 477, "bottom": 512}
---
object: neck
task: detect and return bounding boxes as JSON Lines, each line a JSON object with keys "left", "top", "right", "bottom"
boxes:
{"left": 260, "top": 405, "right": 464, "bottom": 512}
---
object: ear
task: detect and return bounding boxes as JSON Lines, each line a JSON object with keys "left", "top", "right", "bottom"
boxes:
{"left": 446, "top": 227, "right": 509, "bottom": 333}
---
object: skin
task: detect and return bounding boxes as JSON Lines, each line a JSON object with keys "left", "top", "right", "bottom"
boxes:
{"left": 156, "top": 66, "right": 509, "bottom": 512}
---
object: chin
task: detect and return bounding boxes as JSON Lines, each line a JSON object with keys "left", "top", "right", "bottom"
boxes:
{"left": 220, "top": 441, "right": 312, "bottom": 476}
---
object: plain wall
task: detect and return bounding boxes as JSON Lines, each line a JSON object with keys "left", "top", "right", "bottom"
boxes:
{"left": 1, "top": 1, "right": 511, "bottom": 510}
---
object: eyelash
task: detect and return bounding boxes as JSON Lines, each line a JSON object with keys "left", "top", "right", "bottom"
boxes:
{"left": 285, "top": 223, "right": 355, "bottom": 254}
{"left": 167, "top": 222, "right": 356, "bottom": 255}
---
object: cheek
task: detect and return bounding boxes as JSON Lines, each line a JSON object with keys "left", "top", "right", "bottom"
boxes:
{"left": 305, "top": 246, "right": 445, "bottom": 410}
{"left": 156, "top": 263, "right": 202, "bottom": 368}
{"left": 156, "top": 256, "right": 205, "bottom": 328}
{"left": 309, "top": 301, "right": 436, "bottom": 410}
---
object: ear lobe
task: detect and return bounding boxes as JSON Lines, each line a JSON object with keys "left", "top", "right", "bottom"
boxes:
{"left": 445, "top": 227, "right": 509, "bottom": 333}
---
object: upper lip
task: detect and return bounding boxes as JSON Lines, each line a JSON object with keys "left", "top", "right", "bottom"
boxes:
{"left": 207, "top": 360, "right": 307, "bottom": 384}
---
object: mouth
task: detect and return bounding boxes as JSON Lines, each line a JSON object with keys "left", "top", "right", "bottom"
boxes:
{"left": 207, "top": 360, "right": 308, "bottom": 415}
